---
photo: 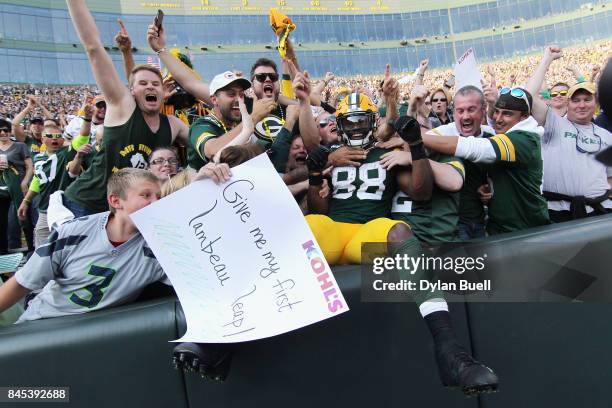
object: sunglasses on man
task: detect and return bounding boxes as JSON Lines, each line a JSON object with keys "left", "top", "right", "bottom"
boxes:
{"left": 0, "top": 127, "right": 10, "bottom": 133}
{"left": 431, "top": 98, "right": 447, "bottom": 103}
{"left": 253, "top": 73, "right": 279, "bottom": 83}
{"left": 550, "top": 90, "right": 568, "bottom": 98}
{"left": 95, "top": 102, "right": 107, "bottom": 109}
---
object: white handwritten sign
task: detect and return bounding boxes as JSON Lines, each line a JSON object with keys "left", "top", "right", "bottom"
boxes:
{"left": 131, "top": 154, "right": 348, "bottom": 343}
{"left": 454, "top": 47, "right": 483, "bottom": 91}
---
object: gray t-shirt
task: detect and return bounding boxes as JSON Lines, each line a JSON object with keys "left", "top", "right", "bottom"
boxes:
{"left": 542, "top": 108, "right": 612, "bottom": 212}
{"left": 15, "top": 212, "right": 168, "bottom": 323}
{"left": 0, "top": 141, "right": 30, "bottom": 179}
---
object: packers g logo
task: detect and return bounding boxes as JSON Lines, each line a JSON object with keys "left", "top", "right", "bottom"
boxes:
{"left": 254, "top": 115, "right": 284, "bottom": 143}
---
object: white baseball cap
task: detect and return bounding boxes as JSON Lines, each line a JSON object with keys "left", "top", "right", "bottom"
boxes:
{"left": 209, "top": 71, "right": 251, "bottom": 95}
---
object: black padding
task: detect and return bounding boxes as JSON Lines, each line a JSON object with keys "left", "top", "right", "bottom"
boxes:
{"left": 180, "top": 266, "right": 476, "bottom": 408}
{"left": 0, "top": 297, "right": 187, "bottom": 408}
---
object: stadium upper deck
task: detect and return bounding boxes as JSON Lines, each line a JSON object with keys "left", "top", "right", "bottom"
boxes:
{"left": 0, "top": 0, "right": 610, "bottom": 82}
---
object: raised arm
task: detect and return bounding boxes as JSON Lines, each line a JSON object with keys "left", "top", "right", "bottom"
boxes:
{"left": 309, "top": 72, "right": 334, "bottom": 107}
{"left": 525, "top": 45, "right": 563, "bottom": 125}
{"left": 288, "top": 61, "right": 319, "bottom": 152}
{"left": 65, "top": 0, "right": 133, "bottom": 122}
{"left": 11, "top": 96, "right": 36, "bottom": 142}
{"left": 37, "top": 100, "right": 54, "bottom": 120}
{"left": 147, "top": 22, "right": 211, "bottom": 105}
{"left": 414, "top": 59, "right": 428, "bottom": 86}
{"left": 213, "top": 96, "right": 253, "bottom": 163}
{"left": 115, "top": 19, "right": 135, "bottom": 81}
{"left": 376, "top": 64, "right": 400, "bottom": 142}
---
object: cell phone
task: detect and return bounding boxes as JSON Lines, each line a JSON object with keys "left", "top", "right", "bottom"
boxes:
{"left": 154, "top": 9, "right": 164, "bottom": 29}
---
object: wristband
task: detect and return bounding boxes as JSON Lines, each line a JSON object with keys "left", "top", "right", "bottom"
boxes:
{"left": 308, "top": 172, "right": 324, "bottom": 186}
{"left": 81, "top": 117, "right": 92, "bottom": 122}
{"left": 156, "top": 48, "right": 167, "bottom": 55}
{"left": 22, "top": 198, "right": 31, "bottom": 205}
{"left": 409, "top": 141, "right": 428, "bottom": 161}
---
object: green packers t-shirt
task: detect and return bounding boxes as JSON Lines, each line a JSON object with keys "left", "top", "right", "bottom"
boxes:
{"left": 64, "top": 107, "right": 172, "bottom": 213}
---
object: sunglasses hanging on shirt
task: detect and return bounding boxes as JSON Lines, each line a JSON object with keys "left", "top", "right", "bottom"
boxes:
{"left": 574, "top": 124, "right": 602, "bottom": 154}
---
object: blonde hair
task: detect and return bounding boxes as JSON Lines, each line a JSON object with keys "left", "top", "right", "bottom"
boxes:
{"left": 107, "top": 168, "right": 160, "bottom": 213}
{"left": 161, "top": 169, "right": 195, "bottom": 197}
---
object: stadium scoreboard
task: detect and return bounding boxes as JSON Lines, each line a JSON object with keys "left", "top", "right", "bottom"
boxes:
{"left": 123, "top": 0, "right": 406, "bottom": 14}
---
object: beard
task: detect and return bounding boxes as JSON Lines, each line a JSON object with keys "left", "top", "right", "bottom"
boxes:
{"left": 219, "top": 104, "right": 241, "bottom": 126}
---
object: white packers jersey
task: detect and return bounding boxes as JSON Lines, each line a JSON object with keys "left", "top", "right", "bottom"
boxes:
{"left": 15, "top": 212, "right": 167, "bottom": 323}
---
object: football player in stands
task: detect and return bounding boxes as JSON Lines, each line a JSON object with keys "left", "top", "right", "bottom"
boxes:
{"left": 304, "top": 91, "right": 498, "bottom": 395}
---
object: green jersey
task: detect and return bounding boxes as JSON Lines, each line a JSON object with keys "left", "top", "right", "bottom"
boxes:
{"left": 31, "top": 135, "right": 89, "bottom": 212}
{"left": 392, "top": 154, "right": 465, "bottom": 245}
{"left": 486, "top": 130, "right": 550, "bottom": 234}
{"left": 64, "top": 107, "right": 172, "bottom": 213}
{"left": 329, "top": 147, "right": 397, "bottom": 224}
{"left": 188, "top": 114, "right": 225, "bottom": 170}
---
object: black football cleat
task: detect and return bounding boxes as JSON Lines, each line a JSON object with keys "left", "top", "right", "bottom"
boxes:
{"left": 435, "top": 343, "right": 499, "bottom": 396}
{"left": 172, "top": 342, "right": 233, "bottom": 382}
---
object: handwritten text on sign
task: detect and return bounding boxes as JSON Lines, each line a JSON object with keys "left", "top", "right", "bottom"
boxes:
{"left": 131, "top": 154, "right": 347, "bottom": 343}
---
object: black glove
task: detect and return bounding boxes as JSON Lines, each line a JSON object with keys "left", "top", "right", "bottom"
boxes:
{"left": 306, "top": 145, "right": 330, "bottom": 186}
{"left": 392, "top": 116, "right": 421, "bottom": 145}
{"left": 392, "top": 116, "right": 427, "bottom": 161}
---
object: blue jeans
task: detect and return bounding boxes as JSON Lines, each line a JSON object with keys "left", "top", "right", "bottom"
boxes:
{"left": 7, "top": 197, "right": 37, "bottom": 251}
{"left": 62, "top": 195, "right": 95, "bottom": 218}
{"left": 458, "top": 220, "right": 486, "bottom": 241}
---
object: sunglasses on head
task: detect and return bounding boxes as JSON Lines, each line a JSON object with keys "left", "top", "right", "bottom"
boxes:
{"left": 319, "top": 116, "right": 337, "bottom": 128}
{"left": 44, "top": 133, "right": 63, "bottom": 139}
{"left": 253, "top": 73, "right": 279, "bottom": 83}
{"left": 432, "top": 98, "right": 447, "bottom": 103}
{"left": 550, "top": 90, "right": 568, "bottom": 98}
{"left": 500, "top": 87, "right": 531, "bottom": 114}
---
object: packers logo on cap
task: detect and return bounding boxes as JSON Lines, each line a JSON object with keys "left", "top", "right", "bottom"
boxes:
{"left": 254, "top": 115, "right": 285, "bottom": 143}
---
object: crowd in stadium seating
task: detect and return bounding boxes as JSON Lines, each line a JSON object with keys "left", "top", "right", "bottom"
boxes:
{"left": 1, "top": 42, "right": 609, "bottom": 121}
{"left": 0, "top": 0, "right": 610, "bottom": 394}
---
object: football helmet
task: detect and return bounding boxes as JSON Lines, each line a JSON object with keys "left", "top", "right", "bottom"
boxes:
{"left": 336, "top": 92, "right": 378, "bottom": 149}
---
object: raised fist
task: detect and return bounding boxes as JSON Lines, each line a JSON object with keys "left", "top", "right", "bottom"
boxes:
{"left": 392, "top": 116, "right": 421, "bottom": 145}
